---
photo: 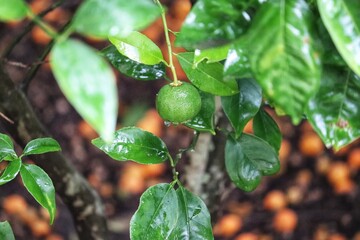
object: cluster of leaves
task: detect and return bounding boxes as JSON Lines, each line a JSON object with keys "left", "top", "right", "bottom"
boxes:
{"left": 0, "top": 133, "right": 60, "bottom": 236}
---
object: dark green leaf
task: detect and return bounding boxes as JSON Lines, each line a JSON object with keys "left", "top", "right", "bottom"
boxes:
{"left": 22, "top": 138, "right": 61, "bottom": 156}
{"left": 20, "top": 164, "right": 56, "bottom": 224}
{"left": 225, "top": 134, "right": 280, "bottom": 192}
{"left": 224, "top": 39, "right": 252, "bottom": 80}
{"left": 102, "top": 45, "right": 165, "bottom": 81}
{"left": 92, "top": 127, "right": 169, "bottom": 164}
{"left": 245, "top": 0, "right": 321, "bottom": 124}
{"left": 253, "top": 108, "right": 282, "bottom": 152}
{"left": 193, "top": 44, "right": 230, "bottom": 67}
{"left": 0, "top": 221, "right": 15, "bottom": 240}
{"left": 72, "top": 0, "right": 160, "bottom": 38}
{"left": 176, "top": 0, "right": 255, "bottom": 49}
{"left": 130, "top": 183, "right": 179, "bottom": 239}
{"left": 317, "top": 0, "right": 360, "bottom": 76}
{"left": 0, "top": 0, "right": 28, "bottom": 21}
{"left": 50, "top": 39, "right": 118, "bottom": 142}
{"left": 168, "top": 187, "right": 214, "bottom": 239}
{"left": 109, "top": 31, "right": 164, "bottom": 65}
{"left": 0, "top": 133, "right": 16, "bottom": 161}
{"left": 185, "top": 91, "right": 215, "bottom": 134}
{"left": 306, "top": 67, "right": 360, "bottom": 149}
{"left": 177, "top": 52, "right": 238, "bottom": 96}
{"left": 0, "top": 158, "right": 21, "bottom": 186}
{"left": 221, "top": 79, "right": 262, "bottom": 138}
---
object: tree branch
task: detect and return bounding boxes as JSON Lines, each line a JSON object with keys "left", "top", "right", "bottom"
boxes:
{"left": 0, "top": 63, "right": 108, "bottom": 240}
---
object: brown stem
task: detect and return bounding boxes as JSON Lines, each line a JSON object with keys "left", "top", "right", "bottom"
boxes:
{"left": 0, "top": 63, "right": 108, "bottom": 239}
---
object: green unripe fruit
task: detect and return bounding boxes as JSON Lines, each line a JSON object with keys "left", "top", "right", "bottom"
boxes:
{"left": 156, "top": 82, "right": 202, "bottom": 123}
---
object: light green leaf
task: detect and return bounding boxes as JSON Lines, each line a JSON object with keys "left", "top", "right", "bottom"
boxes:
{"left": 221, "top": 79, "right": 262, "bottom": 138}
{"left": 0, "top": 221, "right": 15, "bottom": 240}
{"left": 194, "top": 44, "right": 230, "bottom": 67}
{"left": 109, "top": 31, "right": 164, "bottom": 65}
{"left": 168, "top": 187, "right": 214, "bottom": 239}
{"left": 185, "top": 91, "right": 216, "bottom": 134}
{"left": 0, "top": 158, "right": 21, "bottom": 186}
{"left": 72, "top": 0, "right": 160, "bottom": 38}
{"left": 92, "top": 127, "right": 169, "bottom": 164}
{"left": 245, "top": 0, "right": 321, "bottom": 124}
{"left": 0, "top": 133, "right": 17, "bottom": 161}
{"left": 22, "top": 138, "right": 61, "bottom": 156}
{"left": 177, "top": 52, "right": 238, "bottom": 96}
{"left": 224, "top": 39, "right": 252, "bottom": 80}
{"left": 50, "top": 39, "right": 118, "bottom": 142}
{"left": 130, "top": 183, "right": 179, "bottom": 240}
{"left": 306, "top": 67, "right": 360, "bottom": 150}
{"left": 317, "top": 0, "right": 360, "bottom": 76}
{"left": 0, "top": 0, "right": 28, "bottom": 21}
{"left": 253, "top": 108, "right": 282, "bottom": 152}
{"left": 20, "top": 164, "right": 56, "bottom": 224}
{"left": 225, "top": 134, "right": 280, "bottom": 192}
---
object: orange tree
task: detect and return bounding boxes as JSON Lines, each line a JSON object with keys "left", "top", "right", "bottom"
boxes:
{"left": 0, "top": 0, "right": 360, "bottom": 239}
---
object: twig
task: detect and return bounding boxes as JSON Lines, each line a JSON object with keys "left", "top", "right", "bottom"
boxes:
{"left": 1, "top": 0, "right": 65, "bottom": 58}
{"left": 0, "top": 112, "right": 14, "bottom": 124}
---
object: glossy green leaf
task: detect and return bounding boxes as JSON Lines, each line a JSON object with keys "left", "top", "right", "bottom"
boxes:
{"left": 130, "top": 183, "right": 179, "bottom": 239}
{"left": 176, "top": 0, "right": 255, "bottom": 49}
{"left": 50, "top": 39, "right": 118, "bottom": 142}
{"left": 168, "top": 187, "right": 213, "bottom": 239}
{"left": 72, "top": 0, "right": 160, "bottom": 38}
{"left": 0, "top": 221, "right": 15, "bottom": 240}
{"left": 20, "top": 164, "right": 56, "bottom": 224}
{"left": 0, "top": 0, "right": 28, "bottom": 21}
{"left": 22, "top": 138, "right": 61, "bottom": 156}
{"left": 224, "top": 40, "right": 252, "bottom": 80}
{"left": 109, "top": 31, "right": 164, "bottom": 65}
{"left": 185, "top": 91, "right": 215, "bottom": 134}
{"left": 245, "top": 0, "right": 321, "bottom": 124}
{"left": 177, "top": 52, "right": 238, "bottom": 96}
{"left": 253, "top": 108, "right": 282, "bottom": 152}
{"left": 0, "top": 133, "right": 16, "bottom": 160}
{"left": 0, "top": 158, "right": 21, "bottom": 186}
{"left": 225, "top": 134, "right": 280, "bottom": 192}
{"left": 102, "top": 45, "right": 165, "bottom": 80}
{"left": 92, "top": 127, "right": 169, "bottom": 164}
{"left": 221, "top": 79, "right": 262, "bottom": 138}
{"left": 306, "top": 67, "right": 360, "bottom": 149}
{"left": 317, "top": 0, "right": 360, "bottom": 76}
{"left": 194, "top": 44, "right": 230, "bottom": 67}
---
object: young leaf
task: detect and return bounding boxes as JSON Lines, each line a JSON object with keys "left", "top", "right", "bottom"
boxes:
{"left": 0, "top": 133, "right": 17, "bottom": 160}
{"left": 221, "top": 79, "right": 262, "bottom": 138}
{"left": 185, "top": 91, "right": 216, "bottom": 134}
{"left": 92, "top": 127, "right": 169, "bottom": 164}
{"left": 175, "top": 0, "right": 254, "bottom": 49}
{"left": 72, "top": 0, "right": 160, "bottom": 38}
{"left": 102, "top": 45, "right": 165, "bottom": 81}
{"left": 130, "top": 183, "right": 179, "bottom": 240}
{"left": 0, "top": 221, "right": 15, "bottom": 240}
{"left": 306, "top": 67, "right": 360, "bottom": 150}
{"left": 0, "top": 0, "right": 28, "bottom": 21}
{"left": 225, "top": 134, "right": 280, "bottom": 192}
{"left": 224, "top": 39, "right": 252, "bottom": 80}
{"left": 168, "top": 187, "right": 214, "bottom": 239}
{"left": 317, "top": 0, "right": 360, "bottom": 77}
{"left": 253, "top": 108, "right": 282, "bottom": 152}
{"left": 50, "top": 39, "right": 118, "bottom": 142}
{"left": 177, "top": 52, "right": 238, "bottom": 96}
{"left": 109, "top": 31, "right": 164, "bottom": 65}
{"left": 194, "top": 44, "right": 230, "bottom": 67}
{"left": 20, "top": 164, "right": 56, "bottom": 224}
{"left": 22, "top": 138, "right": 61, "bottom": 156}
{"left": 245, "top": 0, "right": 321, "bottom": 124}
{"left": 0, "top": 158, "right": 21, "bottom": 186}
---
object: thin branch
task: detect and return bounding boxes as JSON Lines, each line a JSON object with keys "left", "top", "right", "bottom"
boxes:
{"left": 1, "top": 0, "right": 65, "bottom": 58}
{"left": 0, "top": 112, "right": 14, "bottom": 124}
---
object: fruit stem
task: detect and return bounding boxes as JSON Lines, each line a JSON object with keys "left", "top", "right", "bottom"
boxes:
{"left": 154, "top": 0, "right": 180, "bottom": 86}
{"left": 168, "top": 153, "right": 179, "bottom": 182}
